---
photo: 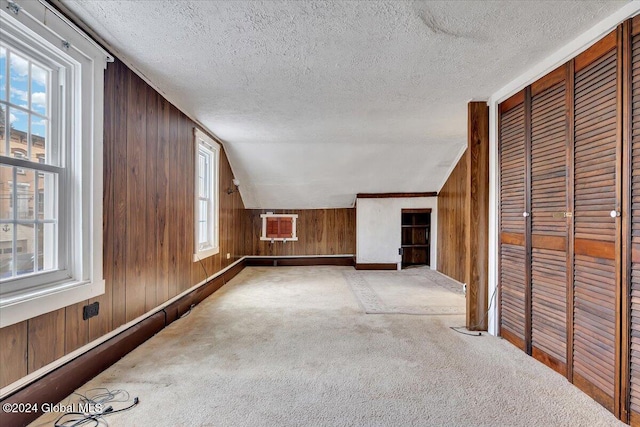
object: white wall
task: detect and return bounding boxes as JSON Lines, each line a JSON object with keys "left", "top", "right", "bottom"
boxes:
{"left": 356, "top": 197, "right": 437, "bottom": 269}
{"left": 486, "top": 1, "right": 640, "bottom": 336}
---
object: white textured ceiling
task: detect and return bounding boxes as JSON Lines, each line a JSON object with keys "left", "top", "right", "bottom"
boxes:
{"left": 62, "top": 0, "right": 627, "bottom": 208}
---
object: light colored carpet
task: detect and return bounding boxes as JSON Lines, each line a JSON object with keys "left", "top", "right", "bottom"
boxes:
{"left": 30, "top": 266, "right": 622, "bottom": 427}
{"left": 344, "top": 267, "right": 465, "bottom": 315}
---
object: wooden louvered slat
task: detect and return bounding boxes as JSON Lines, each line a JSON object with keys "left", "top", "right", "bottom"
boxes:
{"left": 530, "top": 77, "right": 568, "bottom": 374}
{"left": 572, "top": 45, "right": 617, "bottom": 408}
{"left": 499, "top": 98, "right": 526, "bottom": 347}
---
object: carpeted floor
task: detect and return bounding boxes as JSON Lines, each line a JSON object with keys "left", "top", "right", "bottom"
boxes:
{"left": 30, "top": 266, "right": 623, "bottom": 426}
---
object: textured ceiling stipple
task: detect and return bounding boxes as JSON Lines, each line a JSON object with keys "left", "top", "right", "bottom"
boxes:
{"left": 61, "top": 0, "right": 627, "bottom": 208}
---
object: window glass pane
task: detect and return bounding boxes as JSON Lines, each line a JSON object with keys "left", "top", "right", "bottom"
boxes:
{"left": 37, "top": 222, "right": 56, "bottom": 272}
{"left": 0, "top": 46, "right": 6, "bottom": 101}
{"left": 0, "top": 229, "right": 10, "bottom": 278}
{"left": 16, "top": 224, "right": 34, "bottom": 275}
{"left": 16, "top": 170, "right": 33, "bottom": 220}
{"left": 9, "top": 107, "right": 28, "bottom": 153}
{"left": 31, "top": 115, "right": 46, "bottom": 163}
{"left": 0, "top": 165, "right": 11, "bottom": 219}
{"left": 199, "top": 200, "right": 208, "bottom": 246}
{"left": 30, "top": 63, "right": 47, "bottom": 116}
{"left": 0, "top": 104, "right": 5, "bottom": 157}
{"left": 37, "top": 171, "right": 56, "bottom": 221}
{"left": 198, "top": 150, "right": 209, "bottom": 198}
{"left": 9, "top": 52, "right": 29, "bottom": 108}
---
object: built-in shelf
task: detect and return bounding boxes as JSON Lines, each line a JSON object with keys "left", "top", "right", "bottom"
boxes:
{"left": 401, "top": 209, "right": 431, "bottom": 268}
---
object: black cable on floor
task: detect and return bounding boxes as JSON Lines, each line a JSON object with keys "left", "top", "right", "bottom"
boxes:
{"left": 450, "top": 283, "right": 499, "bottom": 337}
{"left": 54, "top": 388, "right": 139, "bottom": 427}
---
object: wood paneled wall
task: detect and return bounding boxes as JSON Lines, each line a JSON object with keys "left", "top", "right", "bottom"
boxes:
{"left": 245, "top": 209, "right": 356, "bottom": 256}
{"left": 0, "top": 58, "right": 246, "bottom": 389}
{"left": 437, "top": 151, "right": 467, "bottom": 283}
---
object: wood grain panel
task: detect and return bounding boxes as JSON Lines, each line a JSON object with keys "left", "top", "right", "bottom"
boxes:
{"left": 65, "top": 301, "right": 89, "bottom": 354}
{"left": 0, "top": 57, "right": 247, "bottom": 390}
{"left": 125, "top": 71, "right": 147, "bottom": 322}
{"left": 466, "top": 102, "right": 489, "bottom": 331}
{"left": 572, "top": 37, "right": 619, "bottom": 410}
{"left": 110, "top": 60, "right": 128, "bottom": 331}
{"left": 437, "top": 149, "right": 467, "bottom": 283}
{"left": 245, "top": 209, "right": 355, "bottom": 256}
{"left": 0, "top": 321, "right": 27, "bottom": 387}
{"left": 27, "top": 309, "right": 65, "bottom": 372}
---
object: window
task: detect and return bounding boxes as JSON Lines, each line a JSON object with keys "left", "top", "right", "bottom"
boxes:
{"left": 260, "top": 213, "right": 298, "bottom": 242}
{"left": 0, "top": 2, "right": 111, "bottom": 328}
{"left": 193, "top": 128, "right": 219, "bottom": 261}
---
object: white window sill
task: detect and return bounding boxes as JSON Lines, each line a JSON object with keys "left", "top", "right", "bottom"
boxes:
{"left": 0, "top": 279, "right": 105, "bottom": 328}
{"left": 193, "top": 247, "right": 220, "bottom": 262}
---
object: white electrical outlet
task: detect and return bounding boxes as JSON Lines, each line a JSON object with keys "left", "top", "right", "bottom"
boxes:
{"left": 226, "top": 253, "right": 231, "bottom": 259}
{"left": 463, "top": 283, "right": 467, "bottom": 295}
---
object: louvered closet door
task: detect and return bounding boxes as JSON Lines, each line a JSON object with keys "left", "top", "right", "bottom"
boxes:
{"left": 627, "top": 19, "right": 640, "bottom": 424}
{"left": 499, "top": 94, "right": 527, "bottom": 350}
{"left": 572, "top": 32, "right": 620, "bottom": 413}
{"left": 530, "top": 68, "right": 568, "bottom": 376}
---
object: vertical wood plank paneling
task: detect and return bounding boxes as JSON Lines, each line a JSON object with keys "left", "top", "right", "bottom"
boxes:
{"left": 27, "top": 310, "right": 65, "bottom": 372}
{"left": 0, "top": 321, "right": 27, "bottom": 387}
{"left": 125, "top": 73, "right": 147, "bottom": 322}
{"left": 156, "top": 96, "right": 170, "bottom": 304}
{"left": 179, "top": 113, "right": 191, "bottom": 293}
{"left": 145, "top": 87, "right": 158, "bottom": 312}
{"left": 167, "top": 104, "right": 179, "bottom": 299}
{"left": 437, "top": 150, "right": 467, "bottom": 283}
{"left": 0, "top": 57, "right": 248, "bottom": 390}
{"left": 64, "top": 301, "right": 89, "bottom": 354}
{"left": 111, "top": 60, "right": 128, "bottom": 330}
{"left": 245, "top": 209, "right": 356, "bottom": 256}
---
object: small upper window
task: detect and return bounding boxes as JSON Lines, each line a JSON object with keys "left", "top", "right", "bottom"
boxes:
{"left": 193, "top": 128, "right": 220, "bottom": 261}
{"left": 260, "top": 213, "right": 298, "bottom": 242}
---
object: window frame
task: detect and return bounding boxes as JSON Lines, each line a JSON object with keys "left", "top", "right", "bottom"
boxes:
{"left": 260, "top": 213, "right": 298, "bottom": 242}
{"left": 193, "top": 128, "right": 220, "bottom": 261}
{"left": 0, "top": 0, "right": 110, "bottom": 328}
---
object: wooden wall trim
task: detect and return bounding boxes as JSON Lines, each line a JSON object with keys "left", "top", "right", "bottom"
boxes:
{"left": 0, "top": 312, "right": 166, "bottom": 427}
{"left": 246, "top": 256, "right": 355, "bottom": 267}
{"left": 566, "top": 58, "right": 576, "bottom": 384}
{"left": 523, "top": 86, "right": 533, "bottom": 356}
{"left": 532, "top": 346, "right": 567, "bottom": 377}
{"left": 355, "top": 263, "right": 398, "bottom": 270}
{"left": 356, "top": 192, "right": 437, "bottom": 199}
{"left": 0, "top": 260, "right": 247, "bottom": 427}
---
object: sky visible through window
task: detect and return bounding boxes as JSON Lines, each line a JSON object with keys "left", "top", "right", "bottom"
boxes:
{"left": 0, "top": 46, "right": 48, "bottom": 141}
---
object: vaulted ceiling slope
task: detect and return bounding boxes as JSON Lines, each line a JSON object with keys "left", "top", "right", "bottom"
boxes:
{"left": 60, "top": 0, "right": 626, "bottom": 208}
